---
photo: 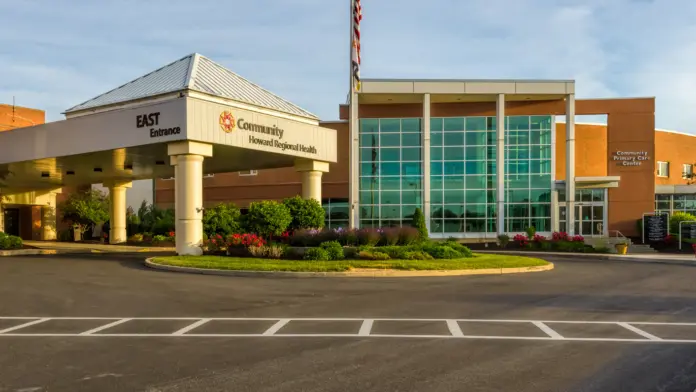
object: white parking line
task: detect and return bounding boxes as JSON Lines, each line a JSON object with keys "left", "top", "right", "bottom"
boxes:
{"left": 172, "top": 319, "right": 211, "bottom": 336}
{"left": 358, "top": 319, "right": 374, "bottom": 336}
{"left": 532, "top": 321, "right": 564, "bottom": 339}
{"left": 617, "top": 322, "right": 663, "bottom": 341}
{"left": 0, "top": 318, "right": 49, "bottom": 334}
{"left": 80, "top": 318, "right": 132, "bottom": 335}
{"left": 263, "top": 319, "right": 290, "bottom": 336}
{"left": 446, "top": 320, "right": 463, "bottom": 337}
{"left": 0, "top": 317, "right": 694, "bottom": 343}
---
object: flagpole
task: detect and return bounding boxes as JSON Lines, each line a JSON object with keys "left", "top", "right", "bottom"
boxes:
{"left": 349, "top": 0, "right": 358, "bottom": 229}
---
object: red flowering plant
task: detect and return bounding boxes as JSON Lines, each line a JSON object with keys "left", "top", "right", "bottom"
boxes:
{"left": 692, "top": 243, "right": 696, "bottom": 255}
{"left": 202, "top": 233, "right": 226, "bottom": 254}
{"left": 513, "top": 234, "right": 529, "bottom": 247}
{"left": 532, "top": 234, "right": 547, "bottom": 243}
{"left": 551, "top": 232, "right": 569, "bottom": 242}
{"left": 569, "top": 235, "right": 585, "bottom": 242}
{"left": 167, "top": 231, "right": 176, "bottom": 241}
{"left": 226, "top": 233, "right": 265, "bottom": 248}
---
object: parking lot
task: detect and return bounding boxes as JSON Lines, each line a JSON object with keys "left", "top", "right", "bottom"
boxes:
{"left": 1, "top": 253, "right": 696, "bottom": 391}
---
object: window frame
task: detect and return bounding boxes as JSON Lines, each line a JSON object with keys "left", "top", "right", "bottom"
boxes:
{"left": 657, "top": 161, "right": 670, "bottom": 178}
{"left": 682, "top": 163, "right": 693, "bottom": 179}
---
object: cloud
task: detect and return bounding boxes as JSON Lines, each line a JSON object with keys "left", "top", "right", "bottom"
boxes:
{"left": 0, "top": 0, "right": 693, "bottom": 134}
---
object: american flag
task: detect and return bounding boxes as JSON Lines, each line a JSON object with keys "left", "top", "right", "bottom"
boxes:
{"left": 352, "top": 0, "right": 362, "bottom": 92}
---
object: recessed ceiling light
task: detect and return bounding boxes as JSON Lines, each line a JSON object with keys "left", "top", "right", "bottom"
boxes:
{"left": 155, "top": 160, "right": 165, "bottom": 165}
{"left": 66, "top": 171, "right": 75, "bottom": 175}
{"left": 41, "top": 172, "right": 50, "bottom": 178}
{"left": 94, "top": 168, "right": 102, "bottom": 173}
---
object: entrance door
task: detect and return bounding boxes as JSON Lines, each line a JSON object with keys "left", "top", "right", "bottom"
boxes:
{"left": 3, "top": 208, "right": 20, "bottom": 237}
{"left": 575, "top": 203, "right": 605, "bottom": 237}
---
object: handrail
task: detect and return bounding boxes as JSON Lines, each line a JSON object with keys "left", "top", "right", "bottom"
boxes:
{"left": 608, "top": 230, "right": 627, "bottom": 240}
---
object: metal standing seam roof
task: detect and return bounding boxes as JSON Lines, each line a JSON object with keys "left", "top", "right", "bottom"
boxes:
{"left": 64, "top": 53, "right": 319, "bottom": 120}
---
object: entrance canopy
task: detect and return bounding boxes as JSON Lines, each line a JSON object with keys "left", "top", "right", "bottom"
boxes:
{"left": 0, "top": 53, "right": 337, "bottom": 193}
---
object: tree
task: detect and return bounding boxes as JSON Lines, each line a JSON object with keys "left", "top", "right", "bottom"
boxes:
{"left": 412, "top": 207, "right": 429, "bottom": 241}
{"left": 245, "top": 200, "right": 292, "bottom": 238}
{"left": 282, "top": 196, "right": 325, "bottom": 231}
{"left": 203, "top": 203, "right": 242, "bottom": 237}
{"left": 59, "top": 189, "right": 109, "bottom": 236}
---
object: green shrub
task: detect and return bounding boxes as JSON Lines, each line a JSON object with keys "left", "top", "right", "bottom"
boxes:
{"left": 552, "top": 240, "right": 585, "bottom": 252}
{"left": 245, "top": 200, "right": 292, "bottom": 238}
{"left": 151, "top": 217, "right": 175, "bottom": 236}
{"left": 525, "top": 226, "right": 536, "bottom": 240}
{"left": 497, "top": 234, "right": 510, "bottom": 248}
{"left": 152, "top": 235, "right": 168, "bottom": 244}
{"left": 358, "top": 250, "right": 390, "bottom": 260}
{"left": 540, "top": 241, "right": 552, "bottom": 251}
{"left": 304, "top": 247, "right": 330, "bottom": 261}
{"left": 403, "top": 251, "right": 434, "bottom": 260}
{"left": 422, "top": 244, "right": 464, "bottom": 259}
{"left": 0, "top": 232, "right": 22, "bottom": 250}
{"left": 203, "top": 203, "right": 241, "bottom": 237}
{"left": 379, "top": 246, "right": 409, "bottom": 259}
{"left": 320, "top": 241, "right": 345, "bottom": 260}
{"left": 59, "top": 189, "right": 109, "bottom": 236}
{"left": 442, "top": 241, "right": 473, "bottom": 258}
{"left": 412, "top": 207, "right": 428, "bottom": 241}
{"left": 283, "top": 196, "right": 325, "bottom": 231}
{"left": 128, "top": 233, "right": 144, "bottom": 243}
{"left": 670, "top": 212, "right": 696, "bottom": 235}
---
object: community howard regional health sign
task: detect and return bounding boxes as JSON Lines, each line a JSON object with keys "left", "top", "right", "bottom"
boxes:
{"left": 219, "top": 111, "right": 317, "bottom": 154}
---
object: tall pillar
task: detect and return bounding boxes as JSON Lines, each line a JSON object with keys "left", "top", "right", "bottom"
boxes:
{"left": 422, "top": 94, "right": 431, "bottom": 232}
{"left": 566, "top": 94, "right": 576, "bottom": 235}
{"left": 41, "top": 191, "right": 58, "bottom": 241}
{"left": 496, "top": 94, "right": 506, "bottom": 235}
{"left": 104, "top": 181, "right": 132, "bottom": 244}
{"left": 349, "top": 90, "right": 360, "bottom": 229}
{"left": 168, "top": 141, "right": 213, "bottom": 256}
{"left": 295, "top": 159, "right": 330, "bottom": 202}
{"left": 0, "top": 202, "right": 4, "bottom": 233}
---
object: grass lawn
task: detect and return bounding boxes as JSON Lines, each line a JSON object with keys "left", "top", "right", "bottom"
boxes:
{"left": 151, "top": 253, "right": 549, "bottom": 272}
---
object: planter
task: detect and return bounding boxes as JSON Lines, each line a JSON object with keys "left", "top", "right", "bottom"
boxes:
{"left": 615, "top": 243, "right": 628, "bottom": 255}
{"left": 73, "top": 228, "right": 82, "bottom": 242}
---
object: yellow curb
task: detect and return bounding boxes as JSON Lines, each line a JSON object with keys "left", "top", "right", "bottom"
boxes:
{"left": 144, "top": 258, "right": 554, "bottom": 278}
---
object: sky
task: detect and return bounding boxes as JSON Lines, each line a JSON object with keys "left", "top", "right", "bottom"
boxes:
{"left": 1, "top": 0, "right": 695, "bottom": 204}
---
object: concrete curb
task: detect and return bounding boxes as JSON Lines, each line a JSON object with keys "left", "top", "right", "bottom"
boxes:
{"left": 475, "top": 250, "right": 696, "bottom": 267}
{"left": 144, "top": 258, "right": 554, "bottom": 278}
{"left": 0, "top": 247, "right": 175, "bottom": 257}
{"left": 0, "top": 249, "right": 91, "bottom": 257}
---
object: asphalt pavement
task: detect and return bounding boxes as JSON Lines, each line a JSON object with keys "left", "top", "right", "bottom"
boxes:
{"left": 1, "top": 252, "right": 695, "bottom": 392}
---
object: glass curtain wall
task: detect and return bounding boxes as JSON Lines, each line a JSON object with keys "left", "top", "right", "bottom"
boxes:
{"left": 357, "top": 115, "right": 552, "bottom": 235}
{"left": 655, "top": 194, "right": 696, "bottom": 215}
{"left": 430, "top": 117, "right": 497, "bottom": 234}
{"left": 505, "top": 116, "right": 553, "bottom": 232}
{"left": 358, "top": 118, "right": 423, "bottom": 228}
{"left": 322, "top": 198, "right": 349, "bottom": 229}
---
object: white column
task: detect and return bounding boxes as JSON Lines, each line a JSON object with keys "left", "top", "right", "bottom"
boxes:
{"left": 41, "top": 192, "right": 58, "bottom": 241}
{"left": 295, "top": 159, "right": 330, "bottom": 202}
{"left": 349, "top": 91, "right": 360, "bottom": 229}
{"left": 422, "top": 93, "right": 431, "bottom": 232}
{"left": 566, "top": 94, "right": 576, "bottom": 235}
{"left": 551, "top": 189, "right": 560, "bottom": 232}
{"left": 0, "top": 203, "right": 4, "bottom": 233}
{"left": 168, "top": 141, "right": 213, "bottom": 256}
{"left": 105, "top": 181, "right": 132, "bottom": 244}
{"left": 496, "top": 94, "right": 506, "bottom": 235}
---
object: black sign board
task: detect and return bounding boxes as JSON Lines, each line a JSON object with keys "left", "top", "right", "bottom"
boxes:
{"left": 679, "top": 223, "right": 696, "bottom": 239}
{"left": 644, "top": 214, "right": 668, "bottom": 242}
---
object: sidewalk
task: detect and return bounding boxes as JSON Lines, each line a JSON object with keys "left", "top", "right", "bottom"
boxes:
{"left": 21, "top": 241, "right": 175, "bottom": 253}
{"left": 476, "top": 250, "right": 696, "bottom": 266}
